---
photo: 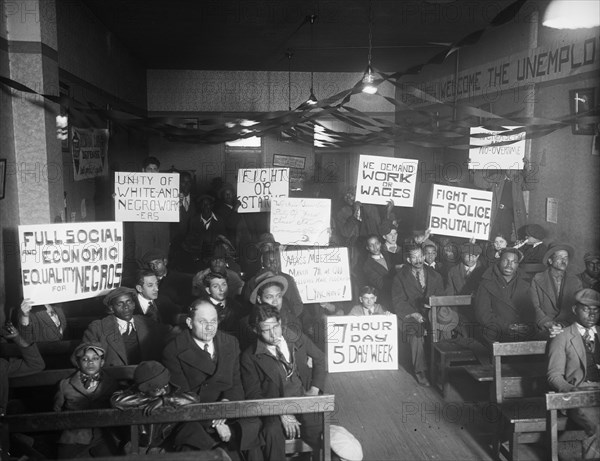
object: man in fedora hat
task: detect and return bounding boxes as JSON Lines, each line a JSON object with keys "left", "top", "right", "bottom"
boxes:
{"left": 447, "top": 243, "right": 486, "bottom": 296}
{"left": 475, "top": 248, "right": 538, "bottom": 345}
{"left": 578, "top": 251, "right": 600, "bottom": 292}
{"left": 547, "top": 288, "right": 600, "bottom": 459}
{"left": 82, "top": 287, "right": 171, "bottom": 366}
{"left": 530, "top": 243, "right": 582, "bottom": 338}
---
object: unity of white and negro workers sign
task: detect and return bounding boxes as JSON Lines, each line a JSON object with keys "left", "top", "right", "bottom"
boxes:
{"left": 114, "top": 172, "right": 180, "bottom": 222}
{"left": 19, "top": 222, "right": 124, "bottom": 305}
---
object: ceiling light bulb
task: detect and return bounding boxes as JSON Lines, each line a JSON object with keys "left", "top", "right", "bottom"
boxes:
{"left": 306, "top": 89, "right": 318, "bottom": 105}
{"left": 543, "top": 0, "right": 600, "bottom": 29}
{"left": 362, "top": 68, "right": 378, "bottom": 94}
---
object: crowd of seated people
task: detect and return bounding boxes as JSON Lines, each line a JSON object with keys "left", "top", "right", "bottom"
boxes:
{"left": 2, "top": 168, "right": 599, "bottom": 459}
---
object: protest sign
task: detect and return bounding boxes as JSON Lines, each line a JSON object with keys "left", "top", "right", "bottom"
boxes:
{"left": 114, "top": 172, "right": 180, "bottom": 222}
{"left": 237, "top": 167, "right": 289, "bottom": 213}
{"left": 19, "top": 222, "right": 124, "bottom": 305}
{"left": 327, "top": 315, "right": 398, "bottom": 373}
{"left": 271, "top": 198, "right": 331, "bottom": 246}
{"left": 280, "top": 247, "right": 351, "bottom": 303}
{"left": 428, "top": 184, "right": 493, "bottom": 240}
{"left": 71, "top": 127, "right": 109, "bottom": 181}
{"left": 355, "top": 155, "right": 418, "bottom": 206}
{"left": 468, "top": 126, "right": 526, "bottom": 170}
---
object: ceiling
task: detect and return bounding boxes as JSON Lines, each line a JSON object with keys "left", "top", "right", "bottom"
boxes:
{"left": 81, "top": 0, "right": 522, "bottom": 73}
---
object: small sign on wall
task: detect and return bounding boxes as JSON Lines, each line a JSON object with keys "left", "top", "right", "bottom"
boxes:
{"left": 546, "top": 197, "right": 558, "bottom": 224}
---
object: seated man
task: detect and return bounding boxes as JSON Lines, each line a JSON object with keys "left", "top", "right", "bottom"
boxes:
{"left": 162, "top": 300, "right": 262, "bottom": 459}
{"left": 475, "top": 248, "right": 537, "bottom": 345}
{"left": 141, "top": 249, "right": 194, "bottom": 326}
{"left": 392, "top": 244, "right": 446, "bottom": 387}
{"left": 133, "top": 269, "right": 162, "bottom": 323}
{"left": 348, "top": 286, "right": 392, "bottom": 316}
{"left": 241, "top": 303, "right": 327, "bottom": 461}
{"left": 547, "top": 288, "right": 600, "bottom": 460}
{"left": 192, "top": 247, "right": 245, "bottom": 299}
{"left": 82, "top": 287, "right": 171, "bottom": 366}
{"left": 517, "top": 223, "right": 548, "bottom": 264}
{"left": 530, "top": 243, "right": 582, "bottom": 338}
{"left": 446, "top": 243, "right": 486, "bottom": 296}
{"left": 17, "top": 299, "right": 67, "bottom": 343}
{"left": 578, "top": 251, "right": 600, "bottom": 292}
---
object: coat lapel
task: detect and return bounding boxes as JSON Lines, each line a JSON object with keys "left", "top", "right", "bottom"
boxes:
{"left": 568, "top": 326, "right": 587, "bottom": 373}
{"left": 106, "top": 317, "right": 128, "bottom": 364}
{"left": 178, "top": 331, "right": 217, "bottom": 375}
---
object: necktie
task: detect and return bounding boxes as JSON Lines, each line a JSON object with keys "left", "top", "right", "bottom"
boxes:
{"left": 147, "top": 301, "right": 159, "bottom": 321}
{"left": 48, "top": 309, "right": 61, "bottom": 327}
{"left": 416, "top": 270, "right": 425, "bottom": 292}
{"left": 183, "top": 196, "right": 189, "bottom": 211}
{"left": 124, "top": 321, "right": 133, "bottom": 335}
{"left": 204, "top": 343, "right": 214, "bottom": 361}
{"left": 275, "top": 344, "right": 293, "bottom": 377}
{"left": 584, "top": 329, "right": 595, "bottom": 353}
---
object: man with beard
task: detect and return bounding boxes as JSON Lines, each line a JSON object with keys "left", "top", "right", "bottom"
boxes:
{"left": 530, "top": 243, "right": 582, "bottom": 338}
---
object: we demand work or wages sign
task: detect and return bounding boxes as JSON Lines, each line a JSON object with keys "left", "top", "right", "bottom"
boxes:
{"left": 271, "top": 198, "right": 331, "bottom": 246}
{"left": 280, "top": 247, "right": 352, "bottom": 304}
{"left": 114, "top": 172, "right": 180, "bottom": 222}
{"left": 327, "top": 315, "right": 398, "bottom": 373}
{"left": 428, "top": 184, "right": 493, "bottom": 241}
{"left": 19, "top": 222, "right": 124, "bottom": 305}
{"left": 355, "top": 155, "right": 419, "bottom": 207}
{"left": 237, "top": 167, "right": 289, "bottom": 213}
{"left": 468, "top": 126, "right": 526, "bottom": 170}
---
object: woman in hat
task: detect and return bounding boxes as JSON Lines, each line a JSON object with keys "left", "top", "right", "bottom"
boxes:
{"left": 53, "top": 342, "right": 119, "bottom": 458}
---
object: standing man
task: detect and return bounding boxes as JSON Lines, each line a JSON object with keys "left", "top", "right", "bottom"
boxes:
{"left": 170, "top": 171, "right": 195, "bottom": 271}
{"left": 475, "top": 248, "right": 537, "bottom": 345}
{"left": 162, "top": 300, "right": 262, "bottom": 458}
{"left": 132, "top": 157, "right": 170, "bottom": 262}
{"left": 547, "top": 288, "right": 600, "bottom": 459}
{"left": 361, "top": 234, "right": 395, "bottom": 310}
{"left": 530, "top": 243, "right": 582, "bottom": 338}
{"left": 392, "top": 244, "right": 446, "bottom": 386}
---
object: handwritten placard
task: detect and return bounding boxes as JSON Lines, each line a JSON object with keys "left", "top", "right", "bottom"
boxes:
{"left": 326, "top": 315, "right": 398, "bottom": 372}
{"left": 271, "top": 198, "right": 331, "bottom": 246}
{"left": 71, "top": 127, "right": 109, "bottom": 181}
{"left": 19, "top": 222, "right": 124, "bottom": 305}
{"left": 355, "top": 155, "right": 418, "bottom": 206}
{"left": 237, "top": 167, "right": 289, "bottom": 213}
{"left": 468, "top": 126, "right": 526, "bottom": 170}
{"left": 114, "top": 172, "right": 180, "bottom": 222}
{"left": 280, "top": 247, "right": 351, "bottom": 303}
{"left": 428, "top": 184, "right": 493, "bottom": 240}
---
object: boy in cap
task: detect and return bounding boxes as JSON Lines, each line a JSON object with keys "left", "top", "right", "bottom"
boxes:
{"left": 547, "top": 288, "right": 600, "bottom": 459}
{"left": 111, "top": 360, "right": 199, "bottom": 454}
{"left": 53, "top": 342, "right": 119, "bottom": 458}
{"left": 82, "top": 287, "right": 171, "bottom": 366}
{"left": 578, "top": 252, "right": 600, "bottom": 292}
{"left": 530, "top": 243, "right": 582, "bottom": 338}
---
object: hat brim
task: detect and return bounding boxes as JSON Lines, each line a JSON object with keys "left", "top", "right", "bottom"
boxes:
{"left": 428, "top": 307, "right": 459, "bottom": 332}
{"left": 543, "top": 244, "right": 575, "bottom": 264}
{"left": 250, "top": 275, "right": 288, "bottom": 304}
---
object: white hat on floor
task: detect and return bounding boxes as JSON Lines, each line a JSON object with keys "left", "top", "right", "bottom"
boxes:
{"left": 330, "top": 425, "right": 363, "bottom": 461}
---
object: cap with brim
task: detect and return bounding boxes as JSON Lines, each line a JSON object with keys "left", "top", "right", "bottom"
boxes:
{"left": 134, "top": 360, "right": 171, "bottom": 393}
{"left": 525, "top": 224, "right": 547, "bottom": 240}
{"left": 141, "top": 249, "right": 167, "bottom": 264}
{"left": 500, "top": 247, "right": 524, "bottom": 263}
{"left": 330, "top": 425, "right": 363, "bottom": 461}
{"left": 250, "top": 273, "right": 288, "bottom": 304}
{"left": 71, "top": 342, "right": 105, "bottom": 367}
{"left": 583, "top": 251, "right": 600, "bottom": 263}
{"left": 574, "top": 288, "right": 600, "bottom": 307}
{"left": 103, "top": 286, "right": 137, "bottom": 307}
{"left": 543, "top": 243, "right": 575, "bottom": 264}
{"left": 255, "top": 233, "right": 280, "bottom": 250}
{"left": 428, "top": 306, "right": 459, "bottom": 332}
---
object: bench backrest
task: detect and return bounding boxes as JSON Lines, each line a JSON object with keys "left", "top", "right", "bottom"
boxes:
{"left": 0, "top": 340, "right": 81, "bottom": 358}
{"left": 0, "top": 395, "right": 335, "bottom": 460}
{"left": 429, "top": 295, "right": 472, "bottom": 343}
{"left": 492, "top": 340, "right": 548, "bottom": 403}
{"left": 9, "top": 365, "right": 136, "bottom": 388}
{"left": 546, "top": 390, "right": 600, "bottom": 461}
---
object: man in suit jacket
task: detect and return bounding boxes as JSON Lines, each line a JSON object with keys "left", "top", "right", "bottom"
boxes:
{"left": 475, "top": 248, "right": 538, "bottom": 345}
{"left": 17, "top": 299, "right": 67, "bottom": 342}
{"left": 361, "top": 235, "right": 395, "bottom": 310}
{"left": 241, "top": 303, "right": 327, "bottom": 461}
{"left": 82, "top": 287, "right": 170, "bottom": 367}
{"left": 547, "top": 289, "right": 600, "bottom": 459}
{"left": 162, "top": 300, "right": 262, "bottom": 458}
{"left": 446, "top": 243, "right": 486, "bottom": 296}
{"left": 392, "top": 244, "right": 446, "bottom": 386}
{"left": 133, "top": 269, "right": 163, "bottom": 323}
{"left": 530, "top": 243, "right": 582, "bottom": 337}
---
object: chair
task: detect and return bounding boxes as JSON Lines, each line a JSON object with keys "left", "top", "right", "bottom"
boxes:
{"left": 429, "top": 295, "right": 479, "bottom": 398}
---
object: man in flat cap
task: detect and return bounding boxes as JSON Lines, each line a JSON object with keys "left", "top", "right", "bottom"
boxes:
{"left": 547, "top": 288, "right": 600, "bottom": 459}
{"left": 530, "top": 243, "right": 582, "bottom": 338}
{"left": 141, "top": 249, "right": 194, "bottom": 326}
{"left": 82, "top": 287, "right": 171, "bottom": 366}
{"left": 475, "top": 248, "right": 538, "bottom": 345}
{"left": 578, "top": 252, "right": 600, "bottom": 292}
{"left": 447, "top": 243, "right": 486, "bottom": 296}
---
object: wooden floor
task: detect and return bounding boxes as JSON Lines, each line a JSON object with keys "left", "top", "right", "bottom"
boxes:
{"left": 325, "top": 346, "right": 543, "bottom": 461}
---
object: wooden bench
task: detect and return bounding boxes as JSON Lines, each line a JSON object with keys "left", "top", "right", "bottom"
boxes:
{"left": 0, "top": 395, "right": 335, "bottom": 461}
{"left": 546, "top": 389, "right": 600, "bottom": 461}
{"left": 8, "top": 365, "right": 136, "bottom": 388}
{"left": 491, "top": 340, "right": 548, "bottom": 461}
{"left": 429, "top": 295, "right": 480, "bottom": 398}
